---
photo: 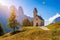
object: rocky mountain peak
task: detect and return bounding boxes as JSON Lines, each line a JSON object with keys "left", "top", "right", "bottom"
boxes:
{"left": 18, "top": 6, "right": 24, "bottom": 17}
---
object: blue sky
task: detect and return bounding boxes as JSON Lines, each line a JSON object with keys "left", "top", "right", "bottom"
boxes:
{"left": 6, "top": 0, "right": 60, "bottom": 18}
{"left": 0, "top": 0, "right": 60, "bottom": 25}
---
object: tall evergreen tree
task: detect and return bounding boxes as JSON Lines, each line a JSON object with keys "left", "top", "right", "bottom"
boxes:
{"left": 0, "top": 23, "right": 4, "bottom": 36}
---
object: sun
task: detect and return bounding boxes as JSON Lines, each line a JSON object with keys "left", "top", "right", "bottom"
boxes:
{"left": 0, "top": 0, "right": 8, "bottom": 6}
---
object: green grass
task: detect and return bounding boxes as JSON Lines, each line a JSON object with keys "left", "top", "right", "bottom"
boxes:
{"left": 46, "top": 22, "right": 60, "bottom": 30}
{"left": 1, "top": 24, "right": 60, "bottom": 40}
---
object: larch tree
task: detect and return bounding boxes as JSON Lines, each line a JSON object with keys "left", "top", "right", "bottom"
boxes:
{"left": 22, "top": 18, "right": 31, "bottom": 26}
{"left": 7, "top": 5, "right": 20, "bottom": 32}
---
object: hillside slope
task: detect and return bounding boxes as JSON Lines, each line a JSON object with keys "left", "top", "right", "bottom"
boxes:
{"left": 53, "top": 17, "right": 60, "bottom": 23}
{"left": 0, "top": 27, "right": 52, "bottom": 40}
{"left": 46, "top": 22, "right": 60, "bottom": 30}
{"left": 0, "top": 25, "right": 60, "bottom": 40}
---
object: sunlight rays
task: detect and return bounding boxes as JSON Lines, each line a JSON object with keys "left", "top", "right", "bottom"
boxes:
{"left": 0, "top": 0, "right": 9, "bottom": 6}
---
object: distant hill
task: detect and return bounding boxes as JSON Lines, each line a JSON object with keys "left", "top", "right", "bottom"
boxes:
{"left": 46, "top": 22, "right": 60, "bottom": 30}
{"left": 53, "top": 17, "right": 60, "bottom": 23}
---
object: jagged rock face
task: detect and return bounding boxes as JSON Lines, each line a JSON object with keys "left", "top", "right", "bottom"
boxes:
{"left": 17, "top": 6, "right": 26, "bottom": 24}
{"left": 17, "top": 6, "right": 33, "bottom": 24}
{"left": 17, "top": 6, "right": 24, "bottom": 17}
{"left": 53, "top": 17, "right": 60, "bottom": 23}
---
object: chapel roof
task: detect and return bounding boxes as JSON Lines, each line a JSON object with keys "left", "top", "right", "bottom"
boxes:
{"left": 37, "top": 15, "right": 44, "bottom": 20}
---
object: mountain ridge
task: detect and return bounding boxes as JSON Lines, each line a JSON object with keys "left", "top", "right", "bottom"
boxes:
{"left": 0, "top": 5, "right": 33, "bottom": 33}
{"left": 53, "top": 17, "right": 60, "bottom": 23}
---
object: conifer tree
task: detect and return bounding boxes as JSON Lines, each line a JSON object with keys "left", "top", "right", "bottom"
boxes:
{"left": 0, "top": 23, "right": 4, "bottom": 36}
{"left": 7, "top": 6, "right": 20, "bottom": 32}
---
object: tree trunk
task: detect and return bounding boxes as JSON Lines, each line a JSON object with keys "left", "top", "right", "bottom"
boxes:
{"left": 13, "top": 27, "right": 15, "bottom": 32}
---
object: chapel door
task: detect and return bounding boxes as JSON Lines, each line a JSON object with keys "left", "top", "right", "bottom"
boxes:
{"left": 36, "top": 23, "right": 38, "bottom": 26}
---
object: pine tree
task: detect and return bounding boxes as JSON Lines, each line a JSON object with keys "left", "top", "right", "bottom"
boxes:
{"left": 0, "top": 23, "right": 4, "bottom": 36}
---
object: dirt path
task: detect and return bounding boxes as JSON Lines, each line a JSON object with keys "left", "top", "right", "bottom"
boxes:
{"left": 40, "top": 26, "right": 50, "bottom": 30}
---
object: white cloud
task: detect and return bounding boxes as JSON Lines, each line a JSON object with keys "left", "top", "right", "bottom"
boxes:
{"left": 49, "top": 13, "right": 60, "bottom": 23}
{"left": 45, "top": 13, "right": 60, "bottom": 25}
